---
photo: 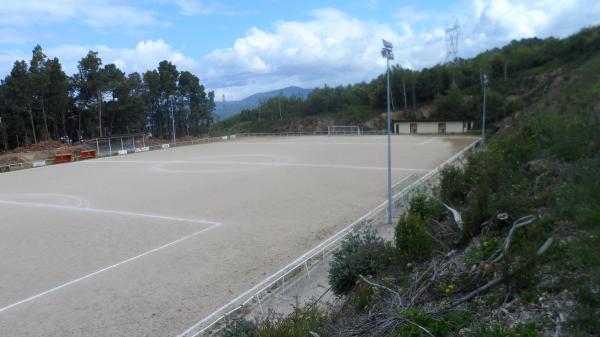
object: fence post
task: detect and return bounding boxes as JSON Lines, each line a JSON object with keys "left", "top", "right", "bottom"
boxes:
{"left": 304, "top": 261, "right": 311, "bottom": 280}
{"left": 108, "top": 137, "right": 112, "bottom": 156}
{"left": 96, "top": 138, "right": 100, "bottom": 157}
{"left": 132, "top": 136, "right": 135, "bottom": 150}
{"left": 120, "top": 137, "right": 124, "bottom": 150}
{"left": 142, "top": 134, "right": 145, "bottom": 147}
{"left": 256, "top": 293, "right": 264, "bottom": 314}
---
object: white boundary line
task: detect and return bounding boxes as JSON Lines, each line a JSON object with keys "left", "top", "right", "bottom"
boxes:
{"left": 176, "top": 138, "right": 481, "bottom": 337}
{"left": 84, "top": 160, "right": 430, "bottom": 173}
{"left": 0, "top": 224, "right": 219, "bottom": 314}
{"left": 0, "top": 199, "right": 219, "bottom": 226}
{"left": 0, "top": 198, "right": 221, "bottom": 314}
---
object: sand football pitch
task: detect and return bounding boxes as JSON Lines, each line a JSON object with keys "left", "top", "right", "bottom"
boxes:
{"left": 0, "top": 135, "right": 476, "bottom": 336}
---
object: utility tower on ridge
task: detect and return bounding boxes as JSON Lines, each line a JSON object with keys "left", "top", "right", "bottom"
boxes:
{"left": 445, "top": 19, "right": 460, "bottom": 64}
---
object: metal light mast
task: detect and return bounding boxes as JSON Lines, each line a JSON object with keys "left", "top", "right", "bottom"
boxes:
{"left": 381, "top": 39, "right": 394, "bottom": 225}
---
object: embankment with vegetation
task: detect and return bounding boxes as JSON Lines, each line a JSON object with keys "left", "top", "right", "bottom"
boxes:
{"left": 217, "top": 30, "right": 600, "bottom": 337}
{"left": 213, "top": 26, "right": 600, "bottom": 136}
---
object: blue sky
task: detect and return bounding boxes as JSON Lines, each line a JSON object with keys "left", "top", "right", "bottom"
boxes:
{"left": 1, "top": 0, "right": 599, "bottom": 99}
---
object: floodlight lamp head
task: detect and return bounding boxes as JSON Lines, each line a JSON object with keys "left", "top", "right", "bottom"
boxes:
{"left": 382, "top": 39, "right": 393, "bottom": 49}
{"left": 381, "top": 48, "right": 394, "bottom": 60}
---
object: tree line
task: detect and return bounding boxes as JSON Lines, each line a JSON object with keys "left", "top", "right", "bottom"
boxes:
{"left": 0, "top": 46, "right": 215, "bottom": 150}
{"left": 218, "top": 26, "right": 600, "bottom": 133}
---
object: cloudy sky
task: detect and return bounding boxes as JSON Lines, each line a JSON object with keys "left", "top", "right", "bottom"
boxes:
{"left": 0, "top": 0, "right": 599, "bottom": 99}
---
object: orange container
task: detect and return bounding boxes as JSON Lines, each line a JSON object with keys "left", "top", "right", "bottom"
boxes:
{"left": 79, "top": 150, "right": 96, "bottom": 160}
{"left": 53, "top": 153, "right": 72, "bottom": 164}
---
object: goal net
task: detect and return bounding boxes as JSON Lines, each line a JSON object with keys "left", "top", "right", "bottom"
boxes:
{"left": 327, "top": 126, "right": 362, "bottom": 135}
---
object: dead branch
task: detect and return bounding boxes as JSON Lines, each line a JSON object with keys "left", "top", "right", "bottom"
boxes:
{"left": 401, "top": 317, "right": 437, "bottom": 337}
{"left": 411, "top": 260, "right": 438, "bottom": 306}
{"left": 489, "top": 215, "right": 535, "bottom": 263}
{"left": 359, "top": 275, "right": 402, "bottom": 305}
{"left": 449, "top": 235, "right": 553, "bottom": 309}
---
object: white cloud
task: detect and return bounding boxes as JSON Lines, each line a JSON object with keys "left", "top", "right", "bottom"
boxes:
{"left": 174, "top": 0, "right": 230, "bottom": 16}
{"left": 203, "top": 9, "right": 406, "bottom": 98}
{"left": 0, "top": 0, "right": 161, "bottom": 29}
{"left": 204, "top": 1, "right": 600, "bottom": 99}
{"left": 0, "top": 40, "right": 199, "bottom": 77}
{"left": 1, "top": 1, "right": 599, "bottom": 100}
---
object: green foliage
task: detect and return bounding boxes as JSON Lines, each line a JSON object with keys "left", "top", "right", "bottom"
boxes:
{"left": 0, "top": 45, "right": 215, "bottom": 149}
{"left": 392, "top": 309, "right": 474, "bottom": 337}
{"left": 328, "top": 231, "right": 397, "bottom": 295}
{"left": 221, "top": 318, "right": 259, "bottom": 337}
{"left": 473, "top": 323, "right": 538, "bottom": 337}
{"left": 439, "top": 165, "right": 468, "bottom": 206}
{"left": 351, "top": 282, "right": 374, "bottom": 312}
{"left": 220, "top": 307, "right": 327, "bottom": 337}
{"left": 257, "top": 306, "right": 326, "bottom": 337}
{"left": 433, "top": 85, "right": 470, "bottom": 119}
{"left": 408, "top": 193, "right": 442, "bottom": 220}
{"left": 213, "top": 26, "right": 600, "bottom": 136}
{"left": 395, "top": 213, "right": 433, "bottom": 263}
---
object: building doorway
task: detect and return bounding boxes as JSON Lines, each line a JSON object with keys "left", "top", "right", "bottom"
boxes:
{"left": 438, "top": 123, "right": 446, "bottom": 134}
{"left": 410, "top": 123, "right": 418, "bottom": 134}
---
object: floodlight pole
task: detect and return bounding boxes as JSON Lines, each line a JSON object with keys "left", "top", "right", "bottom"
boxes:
{"left": 386, "top": 57, "right": 393, "bottom": 225}
{"left": 382, "top": 40, "right": 394, "bottom": 225}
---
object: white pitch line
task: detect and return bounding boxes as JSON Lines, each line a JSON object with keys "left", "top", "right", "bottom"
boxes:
{"left": 85, "top": 160, "right": 430, "bottom": 172}
{"left": 0, "top": 199, "right": 220, "bottom": 226}
{"left": 222, "top": 141, "right": 427, "bottom": 146}
{"left": 417, "top": 137, "right": 437, "bottom": 145}
{"left": 0, "top": 222, "right": 220, "bottom": 314}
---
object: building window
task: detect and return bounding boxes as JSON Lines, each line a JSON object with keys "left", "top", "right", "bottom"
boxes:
{"left": 438, "top": 123, "right": 446, "bottom": 134}
{"left": 410, "top": 123, "right": 418, "bottom": 134}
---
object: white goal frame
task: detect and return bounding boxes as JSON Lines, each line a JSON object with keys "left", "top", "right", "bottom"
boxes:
{"left": 327, "top": 126, "right": 362, "bottom": 136}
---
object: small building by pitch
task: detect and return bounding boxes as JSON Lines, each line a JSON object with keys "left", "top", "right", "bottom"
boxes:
{"left": 393, "top": 119, "right": 471, "bottom": 134}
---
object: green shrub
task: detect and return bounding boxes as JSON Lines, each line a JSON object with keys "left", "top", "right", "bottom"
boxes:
{"left": 408, "top": 193, "right": 442, "bottom": 220}
{"left": 395, "top": 213, "right": 433, "bottom": 263}
{"left": 257, "top": 306, "right": 326, "bottom": 337}
{"left": 472, "top": 323, "right": 538, "bottom": 337}
{"left": 439, "top": 165, "right": 468, "bottom": 206}
{"left": 328, "top": 231, "right": 396, "bottom": 295}
{"left": 221, "top": 318, "right": 258, "bottom": 337}
{"left": 393, "top": 309, "right": 474, "bottom": 337}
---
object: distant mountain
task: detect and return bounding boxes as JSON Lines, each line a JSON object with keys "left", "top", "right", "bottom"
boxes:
{"left": 214, "top": 86, "right": 313, "bottom": 119}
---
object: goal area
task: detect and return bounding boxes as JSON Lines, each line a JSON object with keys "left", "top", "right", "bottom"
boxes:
{"left": 327, "top": 126, "right": 362, "bottom": 135}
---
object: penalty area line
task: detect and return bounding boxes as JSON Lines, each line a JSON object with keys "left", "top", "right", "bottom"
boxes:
{"left": 0, "top": 199, "right": 219, "bottom": 226}
{"left": 0, "top": 222, "right": 221, "bottom": 314}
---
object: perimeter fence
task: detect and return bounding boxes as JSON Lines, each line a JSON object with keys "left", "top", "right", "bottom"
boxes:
{"left": 0, "top": 130, "right": 469, "bottom": 173}
{"left": 177, "top": 138, "right": 482, "bottom": 337}
{"left": 0, "top": 133, "right": 243, "bottom": 173}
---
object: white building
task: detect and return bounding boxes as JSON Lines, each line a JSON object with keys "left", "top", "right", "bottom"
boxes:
{"left": 394, "top": 120, "right": 471, "bottom": 134}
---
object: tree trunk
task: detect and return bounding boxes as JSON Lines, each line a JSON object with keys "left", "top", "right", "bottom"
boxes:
{"left": 402, "top": 77, "right": 408, "bottom": 113}
{"left": 97, "top": 90, "right": 103, "bottom": 137}
{"left": 412, "top": 78, "right": 417, "bottom": 117}
{"left": 0, "top": 124, "right": 7, "bottom": 151}
{"left": 41, "top": 96, "right": 50, "bottom": 140}
{"left": 28, "top": 105, "right": 37, "bottom": 143}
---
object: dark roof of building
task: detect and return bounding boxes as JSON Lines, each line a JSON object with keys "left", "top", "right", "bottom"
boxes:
{"left": 392, "top": 119, "right": 468, "bottom": 123}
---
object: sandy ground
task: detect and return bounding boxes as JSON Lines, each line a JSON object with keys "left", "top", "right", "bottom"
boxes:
{"left": 0, "top": 135, "right": 476, "bottom": 337}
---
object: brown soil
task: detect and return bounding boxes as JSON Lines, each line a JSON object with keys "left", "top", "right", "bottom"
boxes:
{"left": 0, "top": 140, "right": 83, "bottom": 165}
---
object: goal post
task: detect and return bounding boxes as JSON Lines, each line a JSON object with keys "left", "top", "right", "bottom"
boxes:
{"left": 327, "top": 126, "right": 362, "bottom": 136}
